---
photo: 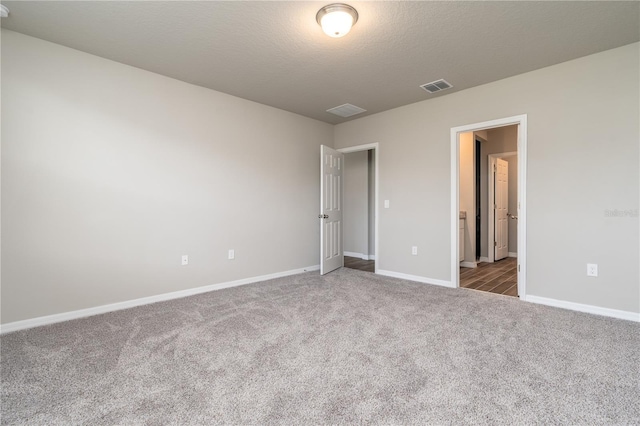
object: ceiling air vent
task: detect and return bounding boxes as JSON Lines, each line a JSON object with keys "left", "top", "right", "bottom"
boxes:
{"left": 326, "top": 103, "right": 367, "bottom": 118}
{"left": 420, "top": 79, "right": 453, "bottom": 94}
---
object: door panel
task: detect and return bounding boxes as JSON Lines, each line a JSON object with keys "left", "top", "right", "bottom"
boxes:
{"left": 320, "top": 146, "right": 344, "bottom": 275}
{"left": 494, "top": 158, "right": 509, "bottom": 261}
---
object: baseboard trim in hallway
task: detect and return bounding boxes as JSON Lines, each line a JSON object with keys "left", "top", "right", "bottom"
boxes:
{"left": 0, "top": 265, "right": 321, "bottom": 334}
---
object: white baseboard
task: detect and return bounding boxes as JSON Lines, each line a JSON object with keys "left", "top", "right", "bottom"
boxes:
{"left": 377, "top": 270, "right": 454, "bottom": 288}
{"left": 479, "top": 257, "right": 491, "bottom": 263}
{"left": 524, "top": 295, "right": 639, "bottom": 322}
{"left": 508, "top": 252, "right": 518, "bottom": 258}
{"left": 0, "top": 265, "right": 321, "bottom": 334}
{"left": 460, "top": 261, "right": 478, "bottom": 268}
{"left": 344, "top": 251, "right": 375, "bottom": 261}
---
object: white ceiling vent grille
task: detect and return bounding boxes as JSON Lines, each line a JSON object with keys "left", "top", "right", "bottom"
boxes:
{"left": 326, "top": 103, "right": 367, "bottom": 118}
{"left": 420, "top": 79, "right": 453, "bottom": 94}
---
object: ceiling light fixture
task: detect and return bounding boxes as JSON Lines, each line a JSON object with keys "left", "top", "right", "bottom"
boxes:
{"left": 316, "top": 3, "right": 358, "bottom": 38}
{"left": 0, "top": 5, "right": 9, "bottom": 18}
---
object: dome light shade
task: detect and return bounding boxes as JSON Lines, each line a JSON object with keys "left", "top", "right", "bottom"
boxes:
{"left": 316, "top": 4, "right": 358, "bottom": 38}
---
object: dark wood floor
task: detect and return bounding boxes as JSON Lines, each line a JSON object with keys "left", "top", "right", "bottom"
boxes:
{"left": 344, "top": 256, "right": 375, "bottom": 273}
{"left": 460, "top": 257, "right": 518, "bottom": 297}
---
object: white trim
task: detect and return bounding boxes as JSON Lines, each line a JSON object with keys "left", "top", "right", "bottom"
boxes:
{"left": 451, "top": 114, "right": 527, "bottom": 300}
{"left": 508, "top": 252, "right": 517, "bottom": 258}
{"left": 377, "top": 270, "right": 454, "bottom": 288}
{"left": 0, "top": 265, "right": 320, "bottom": 334}
{"left": 479, "top": 256, "right": 491, "bottom": 263}
{"left": 338, "top": 143, "right": 378, "bottom": 154}
{"left": 343, "top": 251, "right": 374, "bottom": 260}
{"left": 460, "top": 261, "right": 478, "bottom": 268}
{"left": 525, "top": 295, "right": 640, "bottom": 323}
{"left": 338, "top": 143, "right": 379, "bottom": 274}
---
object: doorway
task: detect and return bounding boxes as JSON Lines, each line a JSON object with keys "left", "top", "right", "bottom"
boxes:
{"left": 451, "top": 115, "right": 527, "bottom": 298}
{"left": 342, "top": 149, "right": 376, "bottom": 273}
{"left": 340, "top": 144, "right": 378, "bottom": 274}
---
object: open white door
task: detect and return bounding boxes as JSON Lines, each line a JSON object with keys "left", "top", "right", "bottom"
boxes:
{"left": 494, "top": 158, "right": 509, "bottom": 261}
{"left": 320, "top": 145, "right": 344, "bottom": 275}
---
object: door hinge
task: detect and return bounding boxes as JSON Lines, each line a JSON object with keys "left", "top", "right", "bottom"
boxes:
{"left": 493, "top": 164, "right": 497, "bottom": 172}
{"left": 518, "top": 264, "right": 520, "bottom": 272}
{"left": 494, "top": 241, "right": 497, "bottom": 247}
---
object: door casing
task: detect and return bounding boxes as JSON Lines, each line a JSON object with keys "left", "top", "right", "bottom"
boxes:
{"left": 450, "top": 115, "right": 527, "bottom": 299}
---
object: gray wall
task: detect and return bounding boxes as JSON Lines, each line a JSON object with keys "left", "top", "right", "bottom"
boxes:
{"left": 1, "top": 30, "right": 333, "bottom": 324}
{"left": 335, "top": 43, "right": 639, "bottom": 313}
{"left": 480, "top": 125, "right": 518, "bottom": 258}
{"left": 368, "top": 150, "right": 375, "bottom": 258}
{"left": 505, "top": 155, "right": 518, "bottom": 254}
{"left": 343, "top": 151, "right": 369, "bottom": 257}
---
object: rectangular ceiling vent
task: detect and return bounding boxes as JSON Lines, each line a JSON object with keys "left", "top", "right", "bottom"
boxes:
{"left": 420, "top": 79, "right": 453, "bottom": 94}
{"left": 326, "top": 103, "right": 367, "bottom": 118}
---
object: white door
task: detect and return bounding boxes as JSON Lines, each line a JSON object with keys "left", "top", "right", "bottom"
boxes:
{"left": 494, "top": 158, "right": 509, "bottom": 261}
{"left": 320, "top": 145, "right": 344, "bottom": 275}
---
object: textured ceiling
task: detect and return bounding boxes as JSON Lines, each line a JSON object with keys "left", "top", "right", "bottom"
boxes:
{"left": 2, "top": 1, "right": 638, "bottom": 124}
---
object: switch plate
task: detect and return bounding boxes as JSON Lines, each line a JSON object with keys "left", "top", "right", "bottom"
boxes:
{"left": 228, "top": 249, "right": 235, "bottom": 260}
{"left": 384, "top": 200, "right": 390, "bottom": 209}
{"left": 587, "top": 263, "right": 598, "bottom": 277}
{"left": 412, "top": 246, "right": 418, "bottom": 255}
{"left": 181, "top": 255, "right": 188, "bottom": 266}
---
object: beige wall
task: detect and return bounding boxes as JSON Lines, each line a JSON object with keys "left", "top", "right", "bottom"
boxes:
{"left": 335, "top": 43, "right": 639, "bottom": 313}
{"left": 459, "top": 132, "right": 475, "bottom": 262}
{"left": 343, "top": 151, "right": 369, "bottom": 257}
{"left": 1, "top": 30, "right": 333, "bottom": 324}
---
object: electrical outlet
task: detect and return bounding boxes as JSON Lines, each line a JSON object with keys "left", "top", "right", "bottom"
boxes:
{"left": 228, "top": 249, "right": 235, "bottom": 260}
{"left": 412, "top": 246, "right": 418, "bottom": 255}
{"left": 181, "top": 255, "right": 188, "bottom": 266}
{"left": 587, "top": 263, "right": 598, "bottom": 277}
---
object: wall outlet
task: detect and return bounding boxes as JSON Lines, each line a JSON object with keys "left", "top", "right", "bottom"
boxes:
{"left": 384, "top": 200, "right": 390, "bottom": 209}
{"left": 181, "top": 255, "right": 188, "bottom": 266}
{"left": 228, "top": 249, "right": 235, "bottom": 260}
{"left": 412, "top": 246, "right": 418, "bottom": 255}
{"left": 587, "top": 263, "right": 598, "bottom": 277}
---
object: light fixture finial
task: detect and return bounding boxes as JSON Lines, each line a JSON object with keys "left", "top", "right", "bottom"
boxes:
{"left": 316, "top": 3, "right": 358, "bottom": 38}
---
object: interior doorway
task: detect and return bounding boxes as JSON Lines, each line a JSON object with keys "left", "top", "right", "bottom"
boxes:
{"left": 338, "top": 144, "right": 379, "bottom": 274}
{"left": 451, "top": 115, "right": 527, "bottom": 298}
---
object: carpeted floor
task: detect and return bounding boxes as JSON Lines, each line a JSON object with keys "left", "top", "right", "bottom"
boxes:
{"left": 1, "top": 268, "right": 639, "bottom": 424}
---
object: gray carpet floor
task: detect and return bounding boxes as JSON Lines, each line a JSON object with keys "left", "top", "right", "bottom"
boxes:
{"left": 1, "top": 268, "right": 639, "bottom": 425}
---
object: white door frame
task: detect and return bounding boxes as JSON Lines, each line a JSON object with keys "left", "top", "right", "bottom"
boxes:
{"left": 487, "top": 151, "right": 517, "bottom": 263}
{"left": 338, "top": 143, "right": 379, "bottom": 274}
{"left": 450, "top": 115, "right": 527, "bottom": 298}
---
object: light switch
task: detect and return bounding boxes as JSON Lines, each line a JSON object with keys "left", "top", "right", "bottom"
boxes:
{"left": 384, "top": 200, "right": 390, "bottom": 209}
